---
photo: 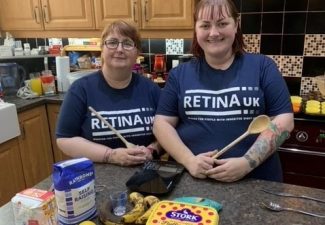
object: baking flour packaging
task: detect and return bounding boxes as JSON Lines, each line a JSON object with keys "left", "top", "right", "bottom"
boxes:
{"left": 11, "top": 188, "right": 57, "bottom": 225}
{"left": 53, "top": 157, "right": 97, "bottom": 225}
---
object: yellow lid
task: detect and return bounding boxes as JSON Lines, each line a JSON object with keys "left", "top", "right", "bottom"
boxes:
{"left": 146, "top": 200, "right": 219, "bottom": 225}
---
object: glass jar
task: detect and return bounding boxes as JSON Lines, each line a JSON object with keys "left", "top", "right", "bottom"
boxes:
{"left": 41, "top": 70, "right": 56, "bottom": 95}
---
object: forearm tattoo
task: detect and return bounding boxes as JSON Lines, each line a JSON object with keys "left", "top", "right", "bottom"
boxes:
{"left": 244, "top": 122, "right": 289, "bottom": 169}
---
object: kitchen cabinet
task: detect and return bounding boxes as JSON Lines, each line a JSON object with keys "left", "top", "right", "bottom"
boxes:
{"left": 1, "top": 0, "right": 197, "bottom": 38}
{"left": 94, "top": 0, "right": 194, "bottom": 30}
{"left": 47, "top": 103, "right": 70, "bottom": 162}
{"left": 0, "top": 0, "right": 94, "bottom": 31}
{"left": 0, "top": 138, "right": 25, "bottom": 206}
{"left": 17, "top": 105, "right": 54, "bottom": 187}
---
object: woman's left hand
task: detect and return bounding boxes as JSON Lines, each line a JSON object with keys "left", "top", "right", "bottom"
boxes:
{"left": 205, "top": 157, "right": 251, "bottom": 182}
{"left": 134, "top": 146, "right": 153, "bottom": 161}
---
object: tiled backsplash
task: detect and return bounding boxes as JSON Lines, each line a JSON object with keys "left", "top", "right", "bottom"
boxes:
{"left": 1, "top": 0, "right": 325, "bottom": 96}
{"left": 238, "top": 0, "right": 325, "bottom": 96}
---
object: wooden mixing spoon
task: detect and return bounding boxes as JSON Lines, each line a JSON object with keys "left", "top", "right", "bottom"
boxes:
{"left": 212, "top": 115, "right": 271, "bottom": 159}
{"left": 88, "top": 106, "right": 135, "bottom": 148}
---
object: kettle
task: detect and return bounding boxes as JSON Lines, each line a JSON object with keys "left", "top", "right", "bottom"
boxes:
{"left": 0, "top": 63, "right": 26, "bottom": 96}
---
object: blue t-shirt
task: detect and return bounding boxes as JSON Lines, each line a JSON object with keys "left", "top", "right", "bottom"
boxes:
{"left": 156, "top": 53, "right": 292, "bottom": 181}
{"left": 56, "top": 70, "right": 161, "bottom": 148}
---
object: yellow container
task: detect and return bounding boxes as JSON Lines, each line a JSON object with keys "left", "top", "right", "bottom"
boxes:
{"left": 146, "top": 200, "right": 219, "bottom": 225}
{"left": 30, "top": 76, "right": 42, "bottom": 96}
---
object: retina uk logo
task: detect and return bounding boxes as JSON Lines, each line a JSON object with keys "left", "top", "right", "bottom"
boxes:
{"left": 166, "top": 208, "right": 202, "bottom": 223}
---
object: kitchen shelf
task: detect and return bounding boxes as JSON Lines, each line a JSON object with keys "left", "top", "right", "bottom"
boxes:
{"left": 63, "top": 45, "right": 101, "bottom": 52}
{"left": 0, "top": 54, "right": 58, "bottom": 60}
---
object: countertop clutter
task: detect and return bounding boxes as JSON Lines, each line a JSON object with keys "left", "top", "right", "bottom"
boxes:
{"left": 1, "top": 164, "right": 325, "bottom": 225}
{"left": 1, "top": 96, "right": 325, "bottom": 224}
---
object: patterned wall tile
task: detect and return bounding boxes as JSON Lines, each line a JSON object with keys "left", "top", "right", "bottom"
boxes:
{"left": 304, "top": 34, "right": 325, "bottom": 56}
{"left": 281, "top": 56, "right": 303, "bottom": 77}
{"left": 266, "top": 55, "right": 303, "bottom": 77}
{"left": 166, "top": 39, "right": 184, "bottom": 55}
{"left": 243, "top": 34, "right": 260, "bottom": 53}
{"left": 267, "top": 55, "right": 282, "bottom": 70}
{"left": 300, "top": 77, "right": 319, "bottom": 95}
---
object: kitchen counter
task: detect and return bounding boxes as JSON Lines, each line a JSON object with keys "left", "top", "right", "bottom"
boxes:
{"left": 3, "top": 94, "right": 65, "bottom": 112}
{"left": 1, "top": 163, "right": 325, "bottom": 225}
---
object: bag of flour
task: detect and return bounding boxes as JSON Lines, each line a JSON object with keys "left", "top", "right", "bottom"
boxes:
{"left": 53, "top": 157, "right": 97, "bottom": 225}
{"left": 11, "top": 188, "right": 57, "bottom": 225}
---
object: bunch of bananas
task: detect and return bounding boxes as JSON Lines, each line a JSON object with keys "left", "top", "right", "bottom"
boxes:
{"left": 102, "top": 192, "right": 160, "bottom": 225}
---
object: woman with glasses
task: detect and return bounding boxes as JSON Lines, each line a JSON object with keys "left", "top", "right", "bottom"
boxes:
{"left": 56, "top": 20, "right": 161, "bottom": 166}
{"left": 153, "top": 0, "right": 294, "bottom": 182}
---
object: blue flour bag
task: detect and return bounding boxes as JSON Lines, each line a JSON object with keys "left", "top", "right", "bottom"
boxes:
{"left": 53, "top": 157, "right": 97, "bottom": 225}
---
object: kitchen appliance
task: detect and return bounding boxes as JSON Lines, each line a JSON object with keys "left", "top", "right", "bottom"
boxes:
{"left": 153, "top": 54, "right": 165, "bottom": 74}
{"left": 66, "top": 69, "right": 97, "bottom": 87}
{"left": 279, "top": 116, "right": 325, "bottom": 189}
{"left": 152, "top": 54, "right": 168, "bottom": 87}
{"left": 178, "top": 54, "right": 194, "bottom": 63}
{"left": 0, "top": 63, "right": 26, "bottom": 96}
{"left": 126, "top": 160, "right": 184, "bottom": 195}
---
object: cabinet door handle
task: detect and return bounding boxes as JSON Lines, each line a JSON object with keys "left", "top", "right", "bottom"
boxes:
{"left": 34, "top": 6, "right": 41, "bottom": 24}
{"left": 133, "top": 0, "right": 138, "bottom": 23}
{"left": 144, "top": 0, "right": 149, "bottom": 22}
{"left": 43, "top": 5, "right": 50, "bottom": 23}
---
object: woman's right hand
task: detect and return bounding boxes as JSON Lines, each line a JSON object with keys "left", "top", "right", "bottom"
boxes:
{"left": 184, "top": 151, "right": 215, "bottom": 179}
{"left": 109, "top": 146, "right": 148, "bottom": 166}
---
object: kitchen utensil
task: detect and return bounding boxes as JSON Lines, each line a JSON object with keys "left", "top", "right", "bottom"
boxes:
{"left": 88, "top": 106, "right": 135, "bottom": 148}
{"left": 261, "top": 189, "right": 325, "bottom": 203}
{"left": 126, "top": 160, "right": 184, "bottom": 195}
{"left": 212, "top": 115, "right": 271, "bottom": 159}
{"left": 261, "top": 202, "right": 325, "bottom": 218}
{"left": 0, "top": 63, "right": 26, "bottom": 96}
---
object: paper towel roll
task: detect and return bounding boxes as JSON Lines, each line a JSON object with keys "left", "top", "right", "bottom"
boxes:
{"left": 56, "top": 56, "right": 70, "bottom": 92}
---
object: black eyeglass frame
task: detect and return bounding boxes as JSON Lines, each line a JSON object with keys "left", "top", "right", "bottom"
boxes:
{"left": 103, "top": 39, "right": 136, "bottom": 50}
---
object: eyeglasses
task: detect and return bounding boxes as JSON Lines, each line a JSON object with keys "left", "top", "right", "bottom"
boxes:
{"left": 104, "top": 39, "right": 136, "bottom": 50}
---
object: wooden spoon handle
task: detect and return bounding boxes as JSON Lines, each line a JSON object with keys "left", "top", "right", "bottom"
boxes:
{"left": 88, "top": 106, "right": 134, "bottom": 148}
{"left": 212, "top": 131, "right": 249, "bottom": 159}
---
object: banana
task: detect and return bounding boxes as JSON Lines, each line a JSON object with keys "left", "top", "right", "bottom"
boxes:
{"left": 122, "top": 192, "right": 146, "bottom": 223}
{"left": 143, "top": 195, "right": 160, "bottom": 206}
{"left": 135, "top": 195, "right": 160, "bottom": 224}
{"left": 101, "top": 220, "right": 123, "bottom": 225}
{"left": 135, "top": 201, "right": 159, "bottom": 224}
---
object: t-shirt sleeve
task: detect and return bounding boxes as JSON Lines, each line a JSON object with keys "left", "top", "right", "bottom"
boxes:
{"left": 156, "top": 69, "right": 180, "bottom": 116}
{"left": 150, "top": 82, "right": 161, "bottom": 110}
{"left": 261, "top": 56, "right": 293, "bottom": 116}
{"left": 55, "top": 82, "right": 87, "bottom": 138}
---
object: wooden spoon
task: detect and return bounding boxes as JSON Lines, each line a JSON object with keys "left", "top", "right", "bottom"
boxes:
{"left": 212, "top": 115, "right": 271, "bottom": 159}
{"left": 88, "top": 106, "right": 135, "bottom": 148}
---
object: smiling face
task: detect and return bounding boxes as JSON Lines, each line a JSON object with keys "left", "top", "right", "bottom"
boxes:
{"left": 100, "top": 21, "right": 141, "bottom": 76}
{"left": 102, "top": 32, "right": 138, "bottom": 71}
{"left": 195, "top": 5, "right": 238, "bottom": 60}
